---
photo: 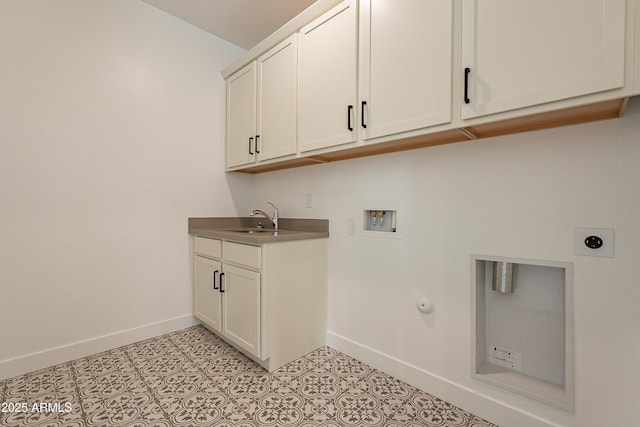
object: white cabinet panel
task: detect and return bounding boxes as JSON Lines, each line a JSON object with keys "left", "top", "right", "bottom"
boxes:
{"left": 257, "top": 35, "right": 298, "bottom": 161}
{"left": 223, "top": 241, "right": 261, "bottom": 270}
{"left": 221, "top": 264, "right": 261, "bottom": 357}
{"left": 194, "top": 240, "right": 260, "bottom": 357}
{"left": 226, "top": 62, "right": 256, "bottom": 167}
{"left": 298, "top": 0, "right": 358, "bottom": 152}
{"left": 461, "top": 0, "right": 626, "bottom": 119}
{"left": 194, "top": 236, "right": 221, "bottom": 259}
{"left": 194, "top": 256, "right": 222, "bottom": 332}
{"left": 360, "top": 0, "right": 453, "bottom": 140}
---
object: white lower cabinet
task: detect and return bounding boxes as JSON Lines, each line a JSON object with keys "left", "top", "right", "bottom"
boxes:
{"left": 194, "top": 255, "right": 222, "bottom": 332}
{"left": 220, "top": 264, "right": 261, "bottom": 356}
{"left": 193, "top": 236, "right": 327, "bottom": 371}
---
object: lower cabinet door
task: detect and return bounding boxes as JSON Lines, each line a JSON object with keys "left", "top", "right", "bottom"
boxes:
{"left": 221, "top": 264, "right": 261, "bottom": 357}
{"left": 194, "top": 256, "right": 222, "bottom": 332}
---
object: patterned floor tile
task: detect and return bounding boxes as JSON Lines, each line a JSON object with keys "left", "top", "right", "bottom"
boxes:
{"left": 0, "top": 325, "right": 499, "bottom": 427}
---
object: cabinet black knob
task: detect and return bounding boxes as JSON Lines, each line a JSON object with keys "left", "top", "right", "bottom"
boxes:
{"left": 219, "top": 273, "right": 225, "bottom": 293}
{"left": 213, "top": 270, "right": 219, "bottom": 290}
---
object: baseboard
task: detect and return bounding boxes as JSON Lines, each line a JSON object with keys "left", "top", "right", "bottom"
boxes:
{"left": 326, "top": 330, "right": 563, "bottom": 427}
{"left": 0, "top": 315, "right": 200, "bottom": 381}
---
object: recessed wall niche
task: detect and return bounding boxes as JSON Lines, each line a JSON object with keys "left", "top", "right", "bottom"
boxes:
{"left": 471, "top": 255, "right": 574, "bottom": 411}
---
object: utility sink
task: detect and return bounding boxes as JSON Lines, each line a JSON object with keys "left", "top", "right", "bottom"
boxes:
{"left": 223, "top": 228, "right": 278, "bottom": 235}
{"left": 188, "top": 218, "right": 329, "bottom": 244}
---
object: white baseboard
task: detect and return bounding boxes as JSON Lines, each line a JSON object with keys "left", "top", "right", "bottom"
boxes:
{"left": 326, "top": 330, "right": 563, "bottom": 427}
{"left": 0, "top": 315, "right": 200, "bottom": 381}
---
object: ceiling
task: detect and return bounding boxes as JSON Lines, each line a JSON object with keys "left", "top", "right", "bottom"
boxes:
{"left": 142, "top": 0, "right": 316, "bottom": 50}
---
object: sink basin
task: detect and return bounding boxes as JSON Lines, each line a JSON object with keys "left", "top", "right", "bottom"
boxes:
{"left": 223, "top": 228, "right": 277, "bottom": 235}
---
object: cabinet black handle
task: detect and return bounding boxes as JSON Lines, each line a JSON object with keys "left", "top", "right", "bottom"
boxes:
{"left": 255, "top": 135, "right": 260, "bottom": 153}
{"left": 219, "top": 272, "right": 225, "bottom": 293}
{"left": 361, "top": 101, "right": 367, "bottom": 128}
{"left": 213, "top": 270, "right": 219, "bottom": 290}
{"left": 248, "top": 137, "right": 254, "bottom": 155}
{"left": 347, "top": 105, "right": 354, "bottom": 131}
{"left": 464, "top": 67, "right": 471, "bottom": 104}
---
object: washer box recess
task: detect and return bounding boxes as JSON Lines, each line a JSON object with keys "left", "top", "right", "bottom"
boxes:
{"left": 363, "top": 210, "right": 396, "bottom": 232}
{"left": 471, "top": 255, "right": 574, "bottom": 412}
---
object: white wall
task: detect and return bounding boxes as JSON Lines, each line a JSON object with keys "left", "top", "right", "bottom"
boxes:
{"left": 2, "top": 2, "right": 638, "bottom": 426}
{"left": 0, "top": 0, "right": 250, "bottom": 379}
{"left": 248, "top": 97, "right": 640, "bottom": 427}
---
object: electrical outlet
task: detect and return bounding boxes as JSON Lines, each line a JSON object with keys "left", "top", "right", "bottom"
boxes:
{"left": 305, "top": 193, "right": 312, "bottom": 208}
{"left": 574, "top": 227, "right": 614, "bottom": 257}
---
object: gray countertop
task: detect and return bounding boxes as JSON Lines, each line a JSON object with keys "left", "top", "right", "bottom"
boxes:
{"left": 188, "top": 217, "right": 329, "bottom": 245}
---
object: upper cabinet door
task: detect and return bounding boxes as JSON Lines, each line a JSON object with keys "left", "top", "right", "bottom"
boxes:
{"left": 257, "top": 35, "right": 298, "bottom": 161}
{"left": 226, "top": 62, "right": 256, "bottom": 168}
{"left": 298, "top": 0, "right": 358, "bottom": 152}
{"left": 461, "top": 0, "right": 626, "bottom": 119}
{"left": 360, "top": 0, "right": 453, "bottom": 141}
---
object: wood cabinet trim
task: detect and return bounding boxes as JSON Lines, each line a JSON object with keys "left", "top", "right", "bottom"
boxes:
{"left": 231, "top": 98, "right": 629, "bottom": 174}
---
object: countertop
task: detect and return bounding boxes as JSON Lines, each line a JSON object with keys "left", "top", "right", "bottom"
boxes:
{"left": 188, "top": 217, "right": 329, "bottom": 245}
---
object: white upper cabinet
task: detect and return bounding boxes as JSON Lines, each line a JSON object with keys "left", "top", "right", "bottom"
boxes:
{"left": 223, "top": 0, "right": 635, "bottom": 173}
{"left": 227, "top": 37, "right": 298, "bottom": 168}
{"left": 226, "top": 62, "right": 256, "bottom": 168}
{"left": 461, "top": 0, "right": 627, "bottom": 119}
{"left": 257, "top": 35, "right": 298, "bottom": 161}
{"left": 298, "top": 0, "right": 358, "bottom": 152}
{"left": 360, "top": 0, "right": 453, "bottom": 141}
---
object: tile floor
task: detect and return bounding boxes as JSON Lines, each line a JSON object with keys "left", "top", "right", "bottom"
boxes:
{"left": 0, "top": 325, "right": 498, "bottom": 426}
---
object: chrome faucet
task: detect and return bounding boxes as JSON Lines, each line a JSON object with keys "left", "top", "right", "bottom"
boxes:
{"left": 249, "top": 201, "right": 279, "bottom": 230}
